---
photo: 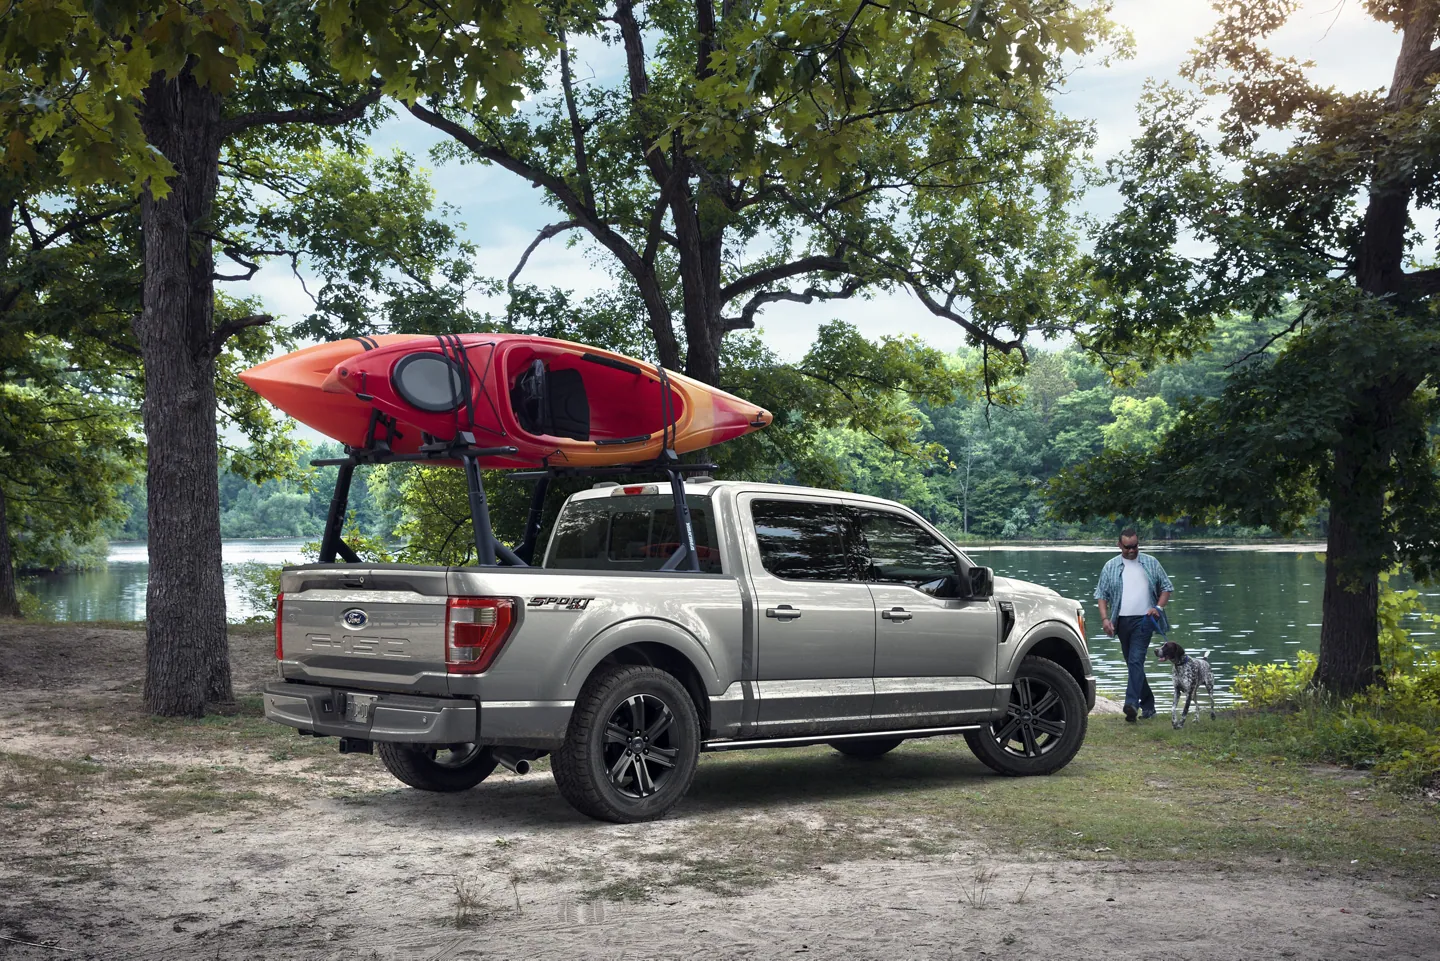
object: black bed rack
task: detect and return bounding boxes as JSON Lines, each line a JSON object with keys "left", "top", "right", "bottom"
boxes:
{"left": 312, "top": 429, "right": 716, "bottom": 573}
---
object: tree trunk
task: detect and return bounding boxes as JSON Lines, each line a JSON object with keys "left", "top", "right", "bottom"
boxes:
{"left": 0, "top": 485, "right": 21, "bottom": 618}
{"left": 1314, "top": 447, "right": 1383, "bottom": 699}
{"left": 677, "top": 212, "right": 726, "bottom": 385}
{"left": 137, "top": 69, "right": 232, "bottom": 717}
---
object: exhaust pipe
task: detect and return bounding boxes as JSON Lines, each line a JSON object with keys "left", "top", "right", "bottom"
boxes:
{"left": 491, "top": 748, "right": 531, "bottom": 775}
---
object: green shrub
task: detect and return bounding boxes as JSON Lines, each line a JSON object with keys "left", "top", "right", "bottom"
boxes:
{"left": 1231, "top": 573, "right": 1440, "bottom": 792}
{"left": 231, "top": 561, "right": 286, "bottom": 623}
{"left": 1232, "top": 651, "right": 1316, "bottom": 708}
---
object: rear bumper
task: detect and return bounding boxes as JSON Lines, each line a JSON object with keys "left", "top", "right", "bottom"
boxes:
{"left": 263, "top": 681, "right": 477, "bottom": 743}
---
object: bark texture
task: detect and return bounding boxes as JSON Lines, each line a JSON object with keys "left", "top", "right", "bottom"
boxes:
{"left": 137, "top": 70, "right": 232, "bottom": 717}
{"left": 1315, "top": 447, "right": 1383, "bottom": 698}
{"left": 1311, "top": 6, "right": 1440, "bottom": 696}
{"left": 0, "top": 485, "right": 20, "bottom": 618}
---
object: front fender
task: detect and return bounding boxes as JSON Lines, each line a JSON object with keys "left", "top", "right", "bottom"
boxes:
{"left": 998, "top": 620, "right": 1095, "bottom": 709}
{"left": 563, "top": 616, "right": 724, "bottom": 697}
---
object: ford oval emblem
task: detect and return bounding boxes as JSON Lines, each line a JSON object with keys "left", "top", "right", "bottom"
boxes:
{"left": 342, "top": 608, "right": 369, "bottom": 629}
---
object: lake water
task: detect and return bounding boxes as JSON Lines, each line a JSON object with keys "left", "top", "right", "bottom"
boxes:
{"left": 21, "top": 538, "right": 312, "bottom": 624}
{"left": 22, "top": 541, "right": 1437, "bottom": 703}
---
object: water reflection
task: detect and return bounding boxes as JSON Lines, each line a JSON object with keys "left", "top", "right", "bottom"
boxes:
{"left": 22, "top": 539, "right": 309, "bottom": 623}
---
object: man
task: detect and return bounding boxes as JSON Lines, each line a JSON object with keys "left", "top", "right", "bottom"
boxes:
{"left": 1094, "top": 528, "right": 1174, "bottom": 723}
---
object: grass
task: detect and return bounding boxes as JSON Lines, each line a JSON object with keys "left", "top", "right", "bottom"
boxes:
{"left": 600, "top": 714, "right": 1440, "bottom": 897}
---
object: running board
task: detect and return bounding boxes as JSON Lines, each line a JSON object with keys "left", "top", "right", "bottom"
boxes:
{"left": 701, "top": 725, "right": 982, "bottom": 752}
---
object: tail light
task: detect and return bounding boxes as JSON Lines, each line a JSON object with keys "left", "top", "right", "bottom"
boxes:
{"left": 275, "top": 592, "right": 285, "bottom": 660}
{"left": 445, "top": 597, "right": 518, "bottom": 674}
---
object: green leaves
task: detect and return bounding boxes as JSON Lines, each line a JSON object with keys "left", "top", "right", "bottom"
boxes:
{"left": 0, "top": 0, "right": 269, "bottom": 194}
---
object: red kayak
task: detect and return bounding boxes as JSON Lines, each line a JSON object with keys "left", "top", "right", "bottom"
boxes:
{"left": 241, "top": 334, "right": 772, "bottom": 468}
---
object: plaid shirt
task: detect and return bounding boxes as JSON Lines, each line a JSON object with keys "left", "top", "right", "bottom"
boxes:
{"left": 1094, "top": 552, "right": 1173, "bottom": 620}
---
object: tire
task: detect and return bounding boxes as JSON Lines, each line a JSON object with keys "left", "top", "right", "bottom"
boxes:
{"left": 964, "top": 656, "right": 1087, "bottom": 776}
{"left": 376, "top": 742, "right": 498, "bottom": 792}
{"left": 828, "top": 737, "right": 905, "bottom": 758}
{"left": 551, "top": 664, "right": 701, "bottom": 823}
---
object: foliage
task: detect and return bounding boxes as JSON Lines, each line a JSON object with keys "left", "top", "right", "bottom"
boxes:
{"left": 230, "top": 561, "right": 286, "bottom": 624}
{"left": 1052, "top": 1, "right": 1440, "bottom": 695}
{"left": 0, "top": 345, "right": 142, "bottom": 571}
{"left": 1232, "top": 574, "right": 1440, "bottom": 791}
{"left": 1377, "top": 566, "right": 1439, "bottom": 676}
{"left": 395, "top": 0, "right": 1122, "bottom": 385}
{"left": 1232, "top": 651, "right": 1317, "bottom": 710}
{"left": 231, "top": 516, "right": 392, "bottom": 622}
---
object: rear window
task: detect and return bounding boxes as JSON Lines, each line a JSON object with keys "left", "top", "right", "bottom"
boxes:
{"left": 544, "top": 495, "right": 722, "bottom": 573}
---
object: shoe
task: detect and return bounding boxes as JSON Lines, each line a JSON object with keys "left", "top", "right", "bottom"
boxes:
{"left": 1141, "top": 710, "right": 1156, "bottom": 720}
{"left": 1124, "top": 703, "right": 1137, "bottom": 723}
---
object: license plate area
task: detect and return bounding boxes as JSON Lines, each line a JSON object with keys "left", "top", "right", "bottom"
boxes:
{"left": 343, "top": 693, "right": 379, "bottom": 724}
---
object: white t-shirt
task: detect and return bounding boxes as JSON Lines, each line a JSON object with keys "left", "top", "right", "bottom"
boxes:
{"left": 1118, "top": 557, "right": 1152, "bottom": 616}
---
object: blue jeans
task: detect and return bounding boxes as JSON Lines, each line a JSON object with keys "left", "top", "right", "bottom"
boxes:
{"left": 1115, "top": 615, "right": 1156, "bottom": 715}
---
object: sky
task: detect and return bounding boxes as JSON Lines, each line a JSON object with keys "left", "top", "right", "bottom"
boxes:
{"left": 242, "top": 0, "right": 1403, "bottom": 365}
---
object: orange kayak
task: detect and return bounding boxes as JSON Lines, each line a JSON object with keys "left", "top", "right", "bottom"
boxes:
{"left": 240, "top": 334, "right": 772, "bottom": 468}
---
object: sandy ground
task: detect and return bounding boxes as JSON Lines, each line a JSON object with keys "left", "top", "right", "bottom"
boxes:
{"left": 1, "top": 622, "right": 1436, "bottom": 961}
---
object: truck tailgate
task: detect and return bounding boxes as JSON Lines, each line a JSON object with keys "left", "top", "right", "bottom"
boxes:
{"left": 278, "top": 565, "right": 452, "bottom": 694}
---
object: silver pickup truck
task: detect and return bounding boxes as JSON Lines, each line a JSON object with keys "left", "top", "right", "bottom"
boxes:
{"left": 264, "top": 479, "right": 1095, "bottom": 822}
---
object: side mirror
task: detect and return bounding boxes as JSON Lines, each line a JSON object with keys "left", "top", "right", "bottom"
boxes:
{"left": 967, "top": 566, "right": 995, "bottom": 599}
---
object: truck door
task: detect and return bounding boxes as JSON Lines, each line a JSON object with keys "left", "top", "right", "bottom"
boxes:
{"left": 740, "top": 495, "right": 875, "bottom": 735}
{"left": 846, "top": 506, "right": 1000, "bottom": 725}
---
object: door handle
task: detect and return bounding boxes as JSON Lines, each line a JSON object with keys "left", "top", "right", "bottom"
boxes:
{"left": 765, "top": 605, "right": 802, "bottom": 620}
{"left": 881, "top": 607, "right": 913, "bottom": 621}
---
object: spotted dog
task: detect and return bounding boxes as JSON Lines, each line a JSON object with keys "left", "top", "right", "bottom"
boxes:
{"left": 1153, "top": 640, "right": 1216, "bottom": 729}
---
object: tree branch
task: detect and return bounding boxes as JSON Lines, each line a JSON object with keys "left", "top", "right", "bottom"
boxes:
{"left": 409, "top": 100, "right": 680, "bottom": 367}
{"left": 909, "top": 281, "right": 1027, "bottom": 357}
{"left": 210, "top": 314, "right": 273, "bottom": 357}
{"left": 613, "top": 0, "right": 674, "bottom": 187}
{"left": 721, "top": 255, "right": 852, "bottom": 303}
{"left": 558, "top": 34, "right": 596, "bottom": 210}
{"left": 222, "top": 88, "right": 383, "bottom": 137}
{"left": 725, "top": 278, "right": 864, "bottom": 331}
{"left": 213, "top": 246, "right": 263, "bottom": 282}
{"left": 33, "top": 201, "right": 134, "bottom": 249}
{"left": 1401, "top": 265, "right": 1440, "bottom": 297}
{"left": 642, "top": 168, "right": 683, "bottom": 267}
{"left": 509, "top": 221, "right": 586, "bottom": 285}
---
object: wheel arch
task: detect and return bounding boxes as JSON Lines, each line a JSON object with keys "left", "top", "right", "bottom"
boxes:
{"left": 1008, "top": 624, "right": 1092, "bottom": 709}
{"left": 564, "top": 620, "right": 718, "bottom": 733}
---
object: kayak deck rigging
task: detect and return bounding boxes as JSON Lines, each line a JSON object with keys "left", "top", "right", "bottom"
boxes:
{"left": 312, "top": 411, "right": 716, "bottom": 573}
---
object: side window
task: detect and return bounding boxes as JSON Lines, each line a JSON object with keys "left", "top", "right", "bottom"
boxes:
{"left": 851, "top": 509, "right": 960, "bottom": 596}
{"left": 750, "top": 500, "right": 852, "bottom": 581}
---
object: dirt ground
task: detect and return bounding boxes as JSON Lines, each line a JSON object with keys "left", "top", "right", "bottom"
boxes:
{"left": 1, "top": 622, "right": 1437, "bottom": 961}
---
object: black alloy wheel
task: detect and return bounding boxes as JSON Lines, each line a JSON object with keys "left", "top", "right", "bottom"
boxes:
{"left": 964, "top": 656, "right": 1087, "bottom": 776}
{"left": 552, "top": 665, "right": 701, "bottom": 822}
{"left": 603, "top": 692, "right": 682, "bottom": 798}
{"left": 995, "top": 676, "right": 1066, "bottom": 758}
{"left": 377, "top": 741, "right": 499, "bottom": 791}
